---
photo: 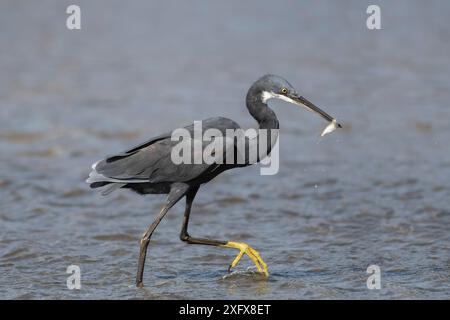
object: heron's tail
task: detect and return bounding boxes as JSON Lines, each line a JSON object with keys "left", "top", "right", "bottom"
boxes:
{"left": 86, "top": 160, "right": 126, "bottom": 196}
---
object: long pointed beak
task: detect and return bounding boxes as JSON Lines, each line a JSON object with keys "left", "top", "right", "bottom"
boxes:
{"left": 290, "top": 94, "right": 342, "bottom": 128}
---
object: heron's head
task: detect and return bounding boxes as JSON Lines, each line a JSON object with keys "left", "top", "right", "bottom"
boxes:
{"left": 250, "top": 74, "right": 342, "bottom": 128}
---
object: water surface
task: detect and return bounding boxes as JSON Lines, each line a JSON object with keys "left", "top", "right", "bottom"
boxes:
{"left": 1, "top": 0, "right": 450, "bottom": 299}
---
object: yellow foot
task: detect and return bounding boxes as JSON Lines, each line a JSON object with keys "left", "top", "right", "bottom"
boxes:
{"left": 220, "top": 242, "right": 269, "bottom": 277}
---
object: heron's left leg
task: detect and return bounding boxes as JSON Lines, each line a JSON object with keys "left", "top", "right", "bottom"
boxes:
{"left": 179, "top": 186, "right": 269, "bottom": 276}
{"left": 136, "top": 183, "right": 189, "bottom": 287}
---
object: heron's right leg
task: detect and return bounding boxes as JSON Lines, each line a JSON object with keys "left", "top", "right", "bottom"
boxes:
{"left": 179, "top": 186, "right": 269, "bottom": 276}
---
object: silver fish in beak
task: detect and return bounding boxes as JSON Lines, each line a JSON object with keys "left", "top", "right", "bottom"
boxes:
{"left": 321, "top": 119, "right": 340, "bottom": 137}
{"left": 287, "top": 94, "right": 342, "bottom": 137}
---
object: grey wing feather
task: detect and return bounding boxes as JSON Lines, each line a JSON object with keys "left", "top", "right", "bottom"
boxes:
{"left": 87, "top": 117, "right": 240, "bottom": 186}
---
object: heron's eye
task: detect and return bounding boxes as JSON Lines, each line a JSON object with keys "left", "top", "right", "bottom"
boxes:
{"left": 280, "top": 88, "right": 288, "bottom": 94}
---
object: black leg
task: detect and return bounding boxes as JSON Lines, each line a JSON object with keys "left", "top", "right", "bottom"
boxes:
{"left": 178, "top": 186, "right": 269, "bottom": 276}
{"left": 179, "top": 186, "right": 227, "bottom": 246}
{"left": 136, "top": 183, "right": 189, "bottom": 287}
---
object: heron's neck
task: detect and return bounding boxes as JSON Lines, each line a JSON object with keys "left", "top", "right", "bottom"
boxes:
{"left": 245, "top": 90, "right": 279, "bottom": 162}
{"left": 246, "top": 92, "right": 279, "bottom": 130}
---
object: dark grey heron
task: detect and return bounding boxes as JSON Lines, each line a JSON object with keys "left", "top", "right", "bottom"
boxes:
{"left": 87, "top": 74, "right": 341, "bottom": 287}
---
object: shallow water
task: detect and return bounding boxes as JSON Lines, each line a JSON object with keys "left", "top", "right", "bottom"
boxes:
{"left": 1, "top": 0, "right": 450, "bottom": 299}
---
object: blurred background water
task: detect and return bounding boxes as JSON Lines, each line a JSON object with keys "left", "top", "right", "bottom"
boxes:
{"left": 0, "top": 0, "right": 449, "bottom": 299}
